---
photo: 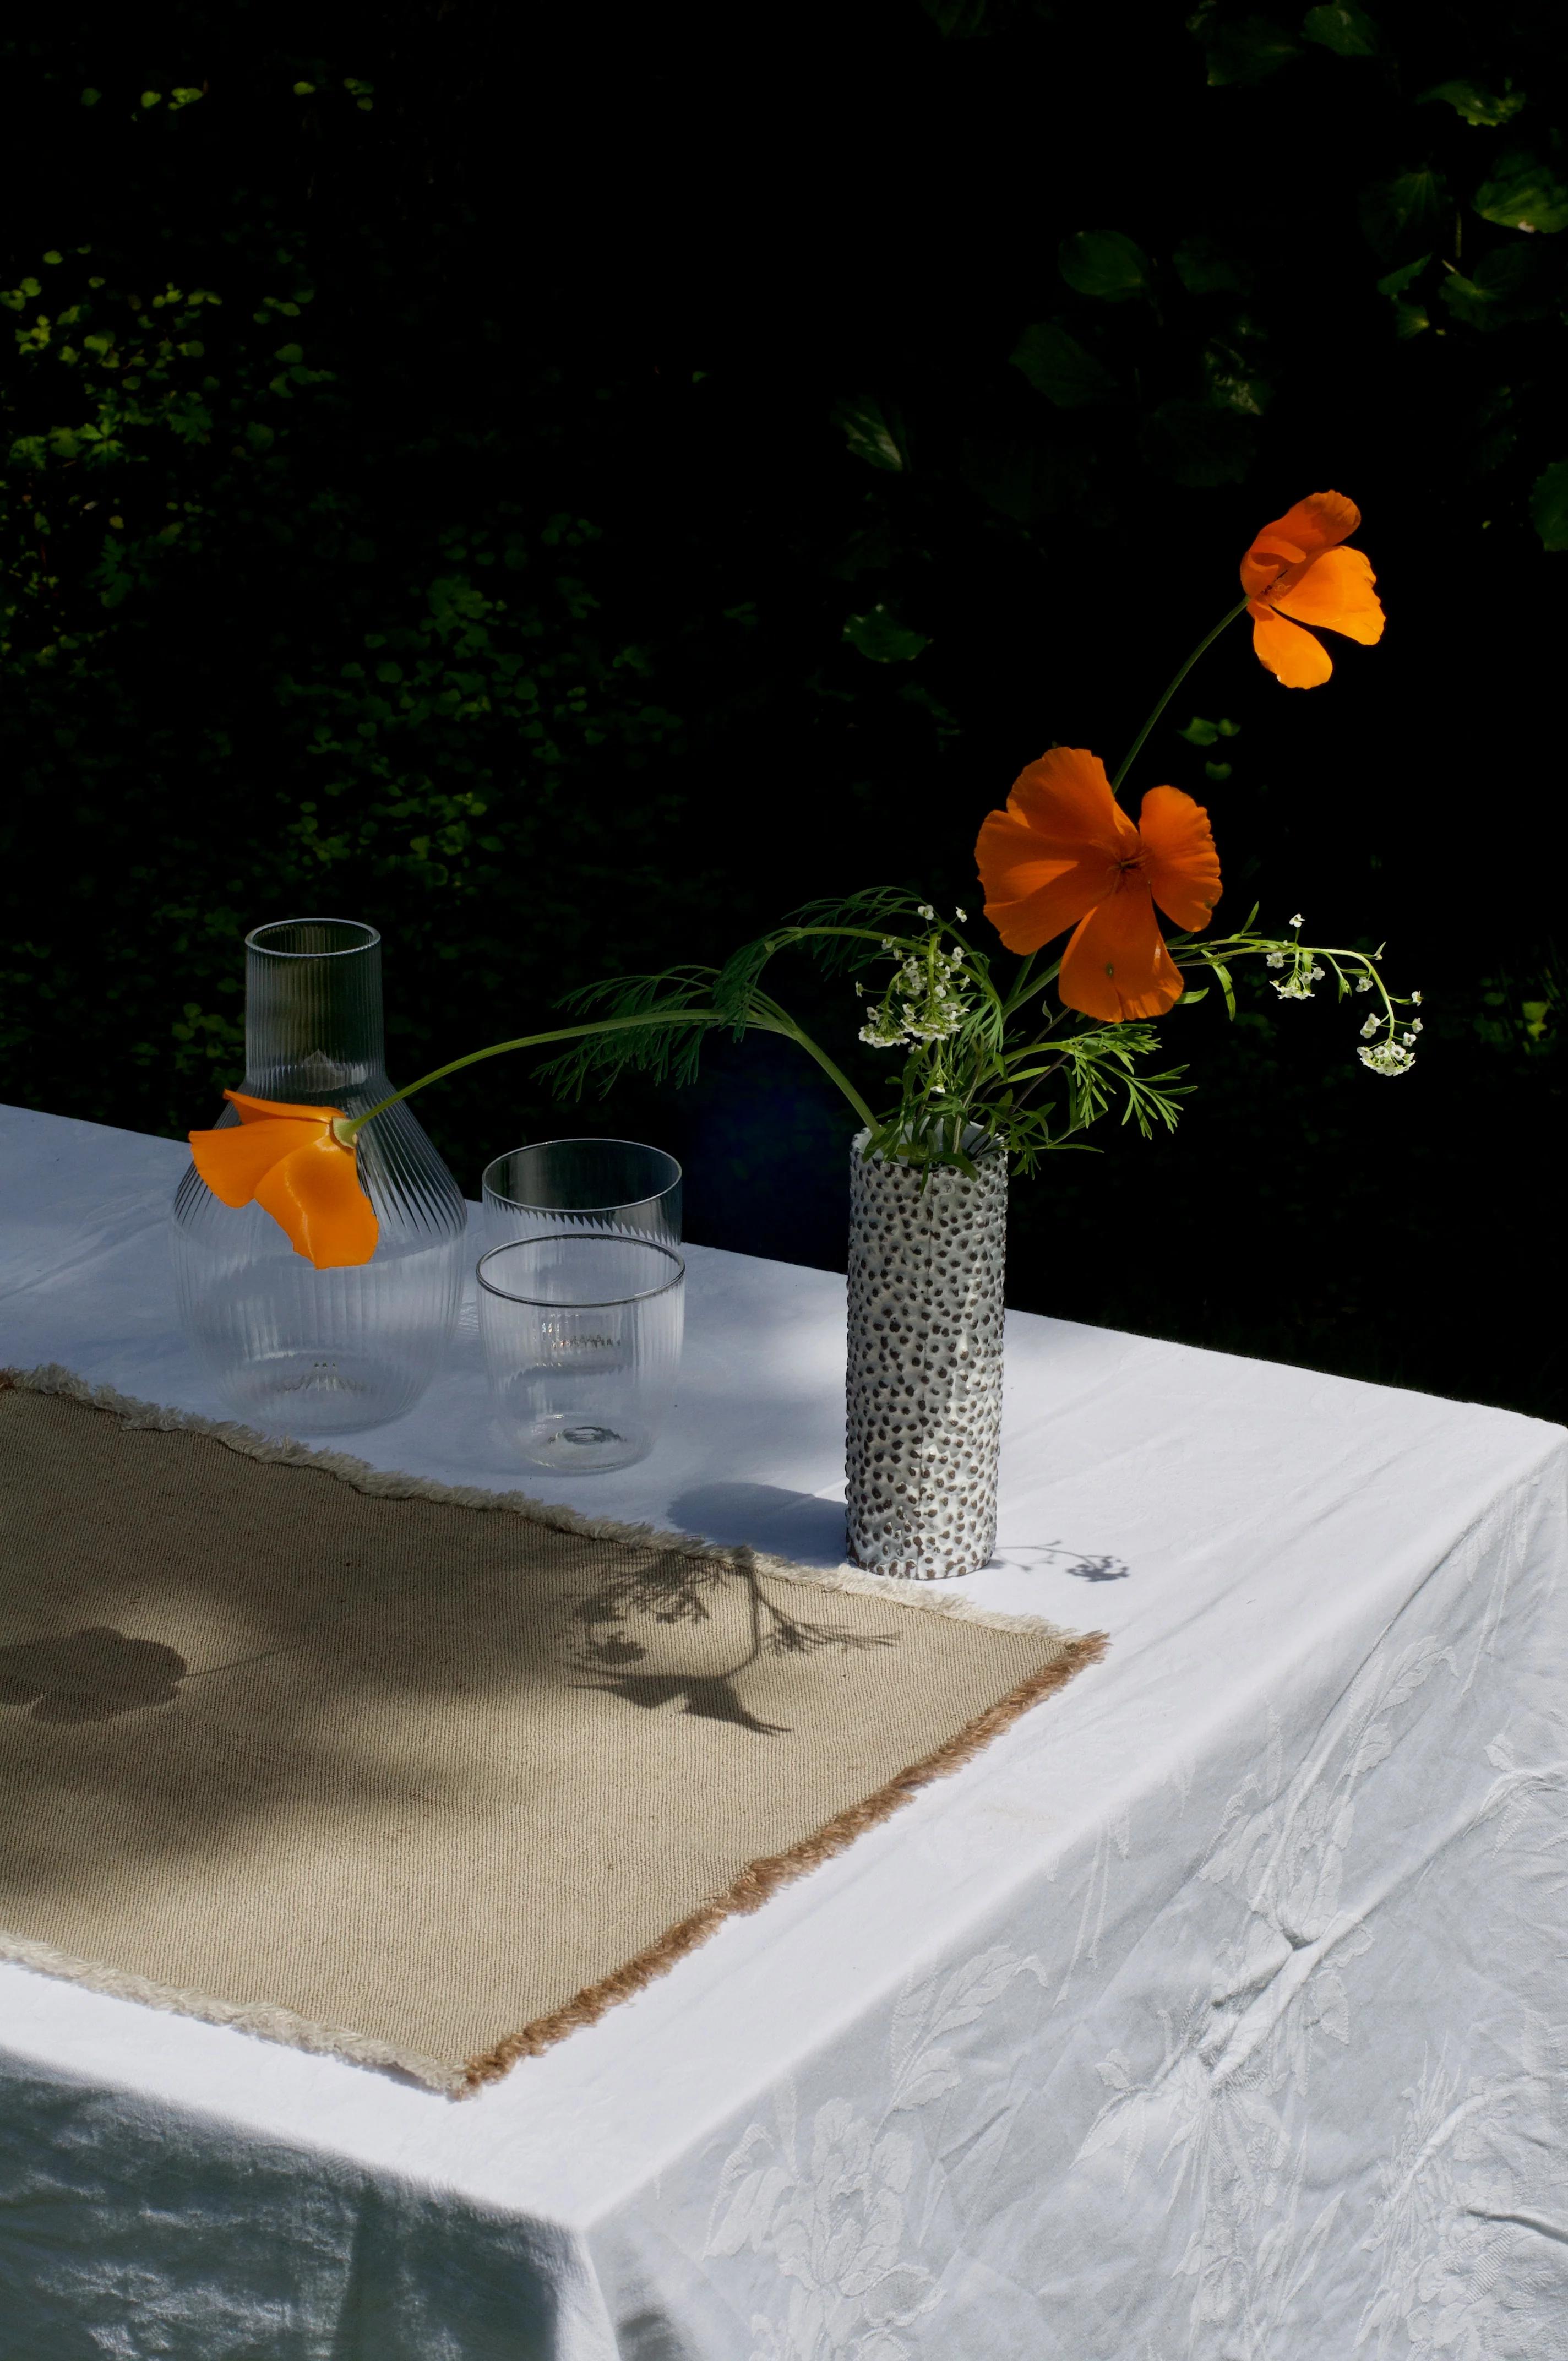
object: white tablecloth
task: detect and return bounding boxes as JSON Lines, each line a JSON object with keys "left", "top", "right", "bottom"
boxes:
{"left": 1, "top": 1100, "right": 1564, "bottom": 2361}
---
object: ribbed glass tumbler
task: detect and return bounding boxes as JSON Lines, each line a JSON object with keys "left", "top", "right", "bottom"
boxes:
{"left": 171, "top": 918, "right": 467, "bottom": 1435}
{"left": 477, "top": 1234, "right": 685, "bottom": 1473}
{"left": 482, "top": 1138, "right": 682, "bottom": 1249}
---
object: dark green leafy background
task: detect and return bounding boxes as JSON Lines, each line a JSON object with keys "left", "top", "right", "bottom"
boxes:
{"left": 1, "top": 0, "right": 1564, "bottom": 1417}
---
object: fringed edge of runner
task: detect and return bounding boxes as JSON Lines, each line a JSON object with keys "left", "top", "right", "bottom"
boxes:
{"left": 0, "top": 1925, "right": 467, "bottom": 2094}
{"left": 460, "top": 1627, "right": 1109, "bottom": 2091}
{"left": 0, "top": 1363, "right": 1085, "bottom": 1639}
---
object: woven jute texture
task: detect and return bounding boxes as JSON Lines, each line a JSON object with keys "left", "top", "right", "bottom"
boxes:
{"left": 0, "top": 1369, "right": 1106, "bottom": 2094}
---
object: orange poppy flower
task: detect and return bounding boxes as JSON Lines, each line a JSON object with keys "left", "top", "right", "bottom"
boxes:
{"left": 975, "top": 747, "right": 1221, "bottom": 1021}
{"left": 1240, "top": 490, "right": 1385, "bottom": 688}
{"left": 188, "top": 1090, "right": 378, "bottom": 1269}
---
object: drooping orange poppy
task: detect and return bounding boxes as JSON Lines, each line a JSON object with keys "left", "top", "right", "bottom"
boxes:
{"left": 975, "top": 747, "right": 1221, "bottom": 1022}
{"left": 1240, "top": 490, "right": 1385, "bottom": 688}
{"left": 188, "top": 1090, "right": 378, "bottom": 1268}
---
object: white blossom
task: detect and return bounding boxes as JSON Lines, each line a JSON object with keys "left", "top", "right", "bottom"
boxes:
{"left": 1289, "top": 912, "right": 1303, "bottom": 929}
{"left": 1409, "top": 989, "right": 1422, "bottom": 1004}
{"left": 1360, "top": 1013, "right": 1381, "bottom": 1039}
{"left": 1355, "top": 976, "right": 1373, "bottom": 993}
{"left": 954, "top": 906, "right": 968, "bottom": 922}
{"left": 1266, "top": 952, "right": 1284, "bottom": 969}
{"left": 859, "top": 1006, "right": 908, "bottom": 1049}
{"left": 917, "top": 904, "right": 935, "bottom": 921}
{"left": 1358, "top": 1038, "right": 1415, "bottom": 1076}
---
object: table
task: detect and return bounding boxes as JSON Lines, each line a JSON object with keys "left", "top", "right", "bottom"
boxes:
{"left": 1, "top": 1099, "right": 1564, "bottom": 2360}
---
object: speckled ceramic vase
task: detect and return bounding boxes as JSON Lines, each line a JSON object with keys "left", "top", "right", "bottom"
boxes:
{"left": 844, "top": 1133, "right": 1007, "bottom": 1579}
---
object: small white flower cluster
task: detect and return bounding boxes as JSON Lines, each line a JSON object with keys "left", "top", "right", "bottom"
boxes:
{"left": 858, "top": 945, "right": 971, "bottom": 1050}
{"left": 1358, "top": 1037, "right": 1415, "bottom": 1076}
{"left": 1273, "top": 960, "right": 1326, "bottom": 1002}
{"left": 1357, "top": 1007, "right": 1422, "bottom": 1077}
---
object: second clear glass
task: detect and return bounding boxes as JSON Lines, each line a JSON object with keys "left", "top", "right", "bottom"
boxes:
{"left": 477, "top": 1234, "right": 685, "bottom": 1473}
{"left": 482, "top": 1138, "right": 682, "bottom": 1249}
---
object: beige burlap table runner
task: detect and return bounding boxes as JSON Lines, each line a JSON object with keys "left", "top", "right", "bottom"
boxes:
{"left": 0, "top": 1367, "right": 1105, "bottom": 2095}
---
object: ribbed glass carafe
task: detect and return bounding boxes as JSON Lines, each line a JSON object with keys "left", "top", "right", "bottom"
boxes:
{"left": 171, "top": 918, "right": 467, "bottom": 1434}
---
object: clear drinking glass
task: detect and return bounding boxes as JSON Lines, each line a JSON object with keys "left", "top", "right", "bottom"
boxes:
{"left": 477, "top": 1234, "right": 685, "bottom": 1473}
{"left": 171, "top": 918, "right": 467, "bottom": 1435}
{"left": 482, "top": 1138, "right": 682, "bottom": 1249}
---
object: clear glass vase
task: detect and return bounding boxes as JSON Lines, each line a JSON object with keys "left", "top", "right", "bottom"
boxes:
{"left": 171, "top": 918, "right": 467, "bottom": 1435}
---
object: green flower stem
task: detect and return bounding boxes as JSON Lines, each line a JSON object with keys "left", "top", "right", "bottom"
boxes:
{"left": 761, "top": 1014, "right": 879, "bottom": 1130}
{"left": 1002, "top": 953, "right": 1066, "bottom": 1019}
{"left": 1111, "top": 594, "right": 1251, "bottom": 796}
{"left": 336, "top": 1005, "right": 878, "bottom": 1145}
{"left": 1002, "top": 950, "right": 1036, "bottom": 1014}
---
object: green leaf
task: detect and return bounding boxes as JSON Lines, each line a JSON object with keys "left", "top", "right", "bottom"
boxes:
{"left": 1172, "top": 236, "right": 1253, "bottom": 295}
{"left": 1178, "top": 714, "right": 1240, "bottom": 745}
{"left": 140, "top": 90, "right": 162, "bottom": 109}
{"left": 293, "top": 80, "right": 317, "bottom": 95}
{"left": 1376, "top": 254, "right": 1431, "bottom": 336}
{"left": 918, "top": 0, "right": 998, "bottom": 30}
{"left": 1138, "top": 399, "right": 1255, "bottom": 488}
{"left": 843, "top": 606, "right": 930, "bottom": 663}
{"left": 1204, "top": 760, "right": 1233, "bottom": 781}
{"left": 1529, "top": 461, "right": 1568, "bottom": 551}
{"left": 831, "top": 394, "right": 906, "bottom": 472}
{"left": 80, "top": 87, "right": 101, "bottom": 106}
{"left": 1359, "top": 169, "right": 1447, "bottom": 259}
{"left": 1204, "top": 340, "right": 1271, "bottom": 415}
{"left": 1199, "top": 16, "right": 1300, "bottom": 86}
{"left": 1010, "top": 320, "right": 1117, "bottom": 407}
{"left": 960, "top": 437, "right": 1085, "bottom": 524}
{"left": 1375, "top": 254, "right": 1428, "bottom": 296}
{"left": 273, "top": 342, "right": 304, "bottom": 365}
{"left": 1440, "top": 245, "right": 1548, "bottom": 331}
{"left": 1058, "top": 230, "right": 1150, "bottom": 303}
{"left": 1300, "top": 3, "right": 1379, "bottom": 56}
{"left": 42, "top": 251, "right": 63, "bottom": 267}
{"left": 1418, "top": 79, "right": 1525, "bottom": 129}
{"left": 1474, "top": 151, "right": 1568, "bottom": 235}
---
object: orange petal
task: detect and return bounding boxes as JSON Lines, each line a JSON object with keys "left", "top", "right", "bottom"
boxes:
{"left": 1268, "top": 545, "right": 1384, "bottom": 646}
{"left": 1240, "top": 490, "right": 1360, "bottom": 598}
{"left": 225, "top": 1088, "right": 349, "bottom": 1125}
{"left": 976, "top": 747, "right": 1135, "bottom": 954}
{"left": 1059, "top": 878, "right": 1184, "bottom": 1023}
{"left": 1137, "top": 786, "right": 1222, "bottom": 933}
{"left": 1249, "top": 601, "right": 1333, "bottom": 689}
{"left": 253, "top": 1130, "right": 378, "bottom": 1268}
{"left": 189, "top": 1116, "right": 322, "bottom": 1209}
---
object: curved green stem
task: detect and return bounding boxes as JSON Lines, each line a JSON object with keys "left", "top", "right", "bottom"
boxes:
{"left": 758, "top": 1014, "right": 878, "bottom": 1130}
{"left": 336, "top": 1003, "right": 879, "bottom": 1146}
{"left": 1001, "top": 950, "right": 1036, "bottom": 1016}
{"left": 1111, "top": 595, "right": 1250, "bottom": 796}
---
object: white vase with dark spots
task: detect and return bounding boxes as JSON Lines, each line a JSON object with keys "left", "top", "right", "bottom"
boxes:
{"left": 845, "top": 1131, "right": 1007, "bottom": 1579}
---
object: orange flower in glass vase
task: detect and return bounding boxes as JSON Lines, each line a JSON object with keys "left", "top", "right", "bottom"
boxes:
{"left": 188, "top": 1090, "right": 378, "bottom": 1268}
{"left": 976, "top": 747, "right": 1221, "bottom": 1020}
{"left": 1242, "top": 490, "right": 1385, "bottom": 688}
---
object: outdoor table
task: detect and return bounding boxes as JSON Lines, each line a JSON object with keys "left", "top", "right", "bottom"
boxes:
{"left": 2, "top": 1098, "right": 1564, "bottom": 2359}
